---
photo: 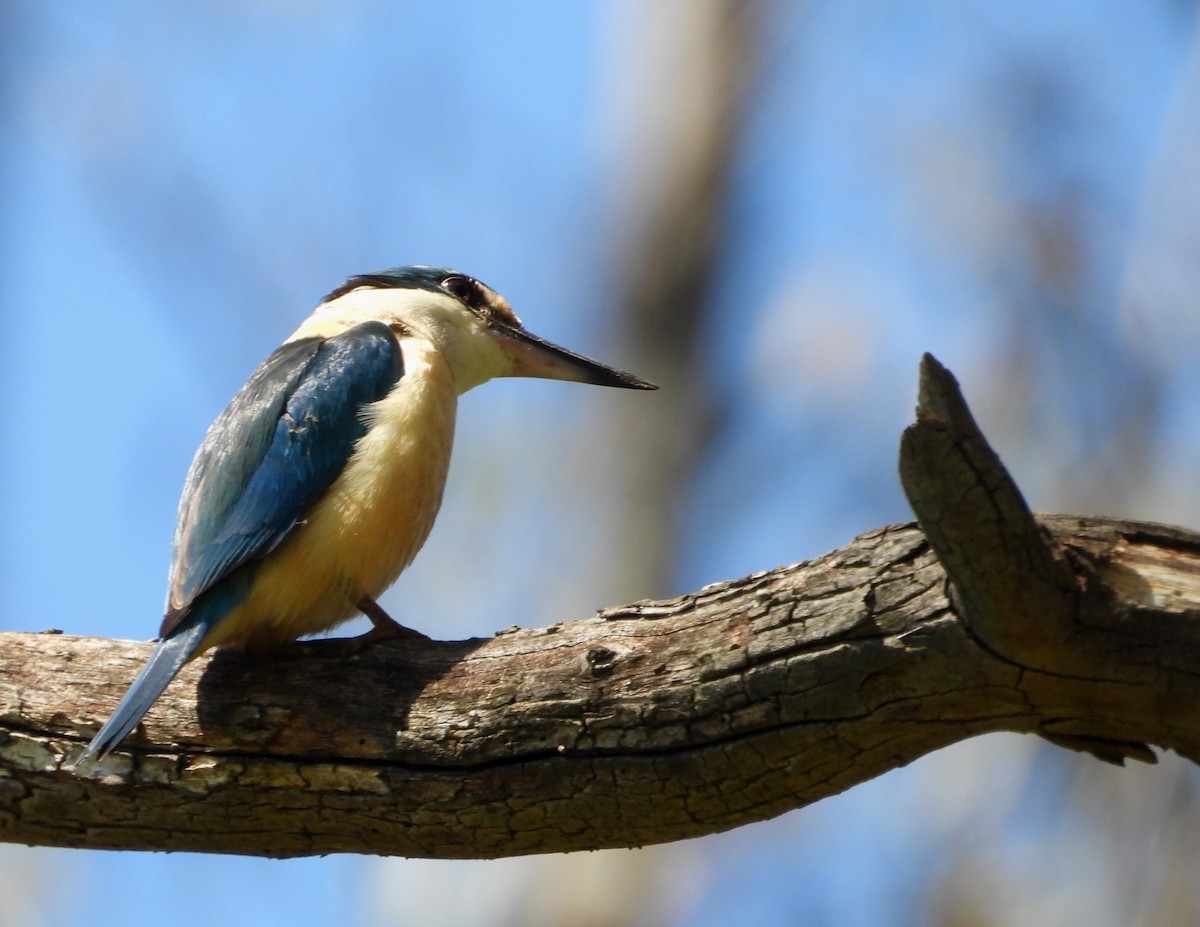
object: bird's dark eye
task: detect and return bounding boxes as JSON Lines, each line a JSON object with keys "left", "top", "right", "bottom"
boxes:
{"left": 439, "top": 275, "right": 481, "bottom": 308}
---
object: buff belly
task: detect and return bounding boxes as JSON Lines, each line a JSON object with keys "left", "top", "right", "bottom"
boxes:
{"left": 197, "top": 339, "right": 457, "bottom": 651}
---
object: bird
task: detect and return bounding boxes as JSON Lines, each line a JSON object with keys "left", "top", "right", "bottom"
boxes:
{"left": 76, "top": 265, "right": 656, "bottom": 764}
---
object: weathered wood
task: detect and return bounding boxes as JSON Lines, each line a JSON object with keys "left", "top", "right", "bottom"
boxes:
{"left": 2, "top": 515, "right": 1200, "bottom": 857}
{"left": 900, "top": 353, "right": 1080, "bottom": 662}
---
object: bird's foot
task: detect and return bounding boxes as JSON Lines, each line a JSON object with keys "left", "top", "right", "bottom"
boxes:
{"left": 352, "top": 596, "right": 430, "bottom": 652}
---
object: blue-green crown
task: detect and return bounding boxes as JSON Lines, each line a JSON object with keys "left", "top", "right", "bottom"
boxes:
{"left": 321, "top": 265, "right": 463, "bottom": 304}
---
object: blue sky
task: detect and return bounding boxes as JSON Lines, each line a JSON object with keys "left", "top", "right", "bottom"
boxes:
{"left": 4, "top": 2, "right": 1200, "bottom": 926}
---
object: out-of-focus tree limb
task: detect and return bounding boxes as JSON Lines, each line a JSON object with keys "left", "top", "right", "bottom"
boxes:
{"left": 601, "top": 0, "right": 764, "bottom": 598}
{"left": 2, "top": 355, "right": 1197, "bottom": 857}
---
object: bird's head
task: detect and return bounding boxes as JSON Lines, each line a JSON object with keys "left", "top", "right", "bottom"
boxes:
{"left": 292, "top": 265, "right": 656, "bottom": 394}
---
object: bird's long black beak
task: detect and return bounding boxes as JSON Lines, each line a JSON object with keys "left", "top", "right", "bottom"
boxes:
{"left": 497, "top": 324, "right": 657, "bottom": 390}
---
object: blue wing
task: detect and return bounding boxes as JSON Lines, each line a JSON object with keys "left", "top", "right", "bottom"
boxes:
{"left": 163, "top": 320, "right": 403, "bottom": 633}
{"left": 74, "top": 320, "right": 403, "bottom": 764}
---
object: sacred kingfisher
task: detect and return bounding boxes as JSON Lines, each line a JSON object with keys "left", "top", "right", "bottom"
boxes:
{"left": 77, "top": 265, "right": 655, "bottom": 763}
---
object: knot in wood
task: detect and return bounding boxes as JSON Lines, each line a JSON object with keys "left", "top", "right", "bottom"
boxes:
{"left": 586, "top": 647, "right": 618, "bottom": 677}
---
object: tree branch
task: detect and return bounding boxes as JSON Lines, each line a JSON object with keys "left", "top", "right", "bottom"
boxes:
{"left": 3, "top": 356, "right": 1200, "bottom": 857}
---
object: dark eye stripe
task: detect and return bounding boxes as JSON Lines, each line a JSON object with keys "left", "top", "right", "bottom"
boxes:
{"left": 318, "top": 269, "right": 499, "bottom": 318}
{"left": 438, "top": 274, "right": 485, "bottom": 309}
{"left": 320, "top": 274, "right": 413, "bottom": 304}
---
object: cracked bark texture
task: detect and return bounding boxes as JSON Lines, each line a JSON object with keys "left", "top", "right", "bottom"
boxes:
{"left": 3, "top": 355, "right": 1200, "bottom": 857}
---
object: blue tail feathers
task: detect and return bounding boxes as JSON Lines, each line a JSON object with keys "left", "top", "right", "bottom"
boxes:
{"left": 75, "top": 612, "right": 214, "bottom": 764}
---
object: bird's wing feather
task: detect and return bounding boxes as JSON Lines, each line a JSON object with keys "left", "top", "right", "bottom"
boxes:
{"left": 163, "top": 321, "right": 403, "bottom": 631}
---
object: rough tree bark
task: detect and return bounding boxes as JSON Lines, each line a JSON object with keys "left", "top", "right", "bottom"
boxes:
{"left": 2, "top": 355, "right": 1198, "bottom": 858}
